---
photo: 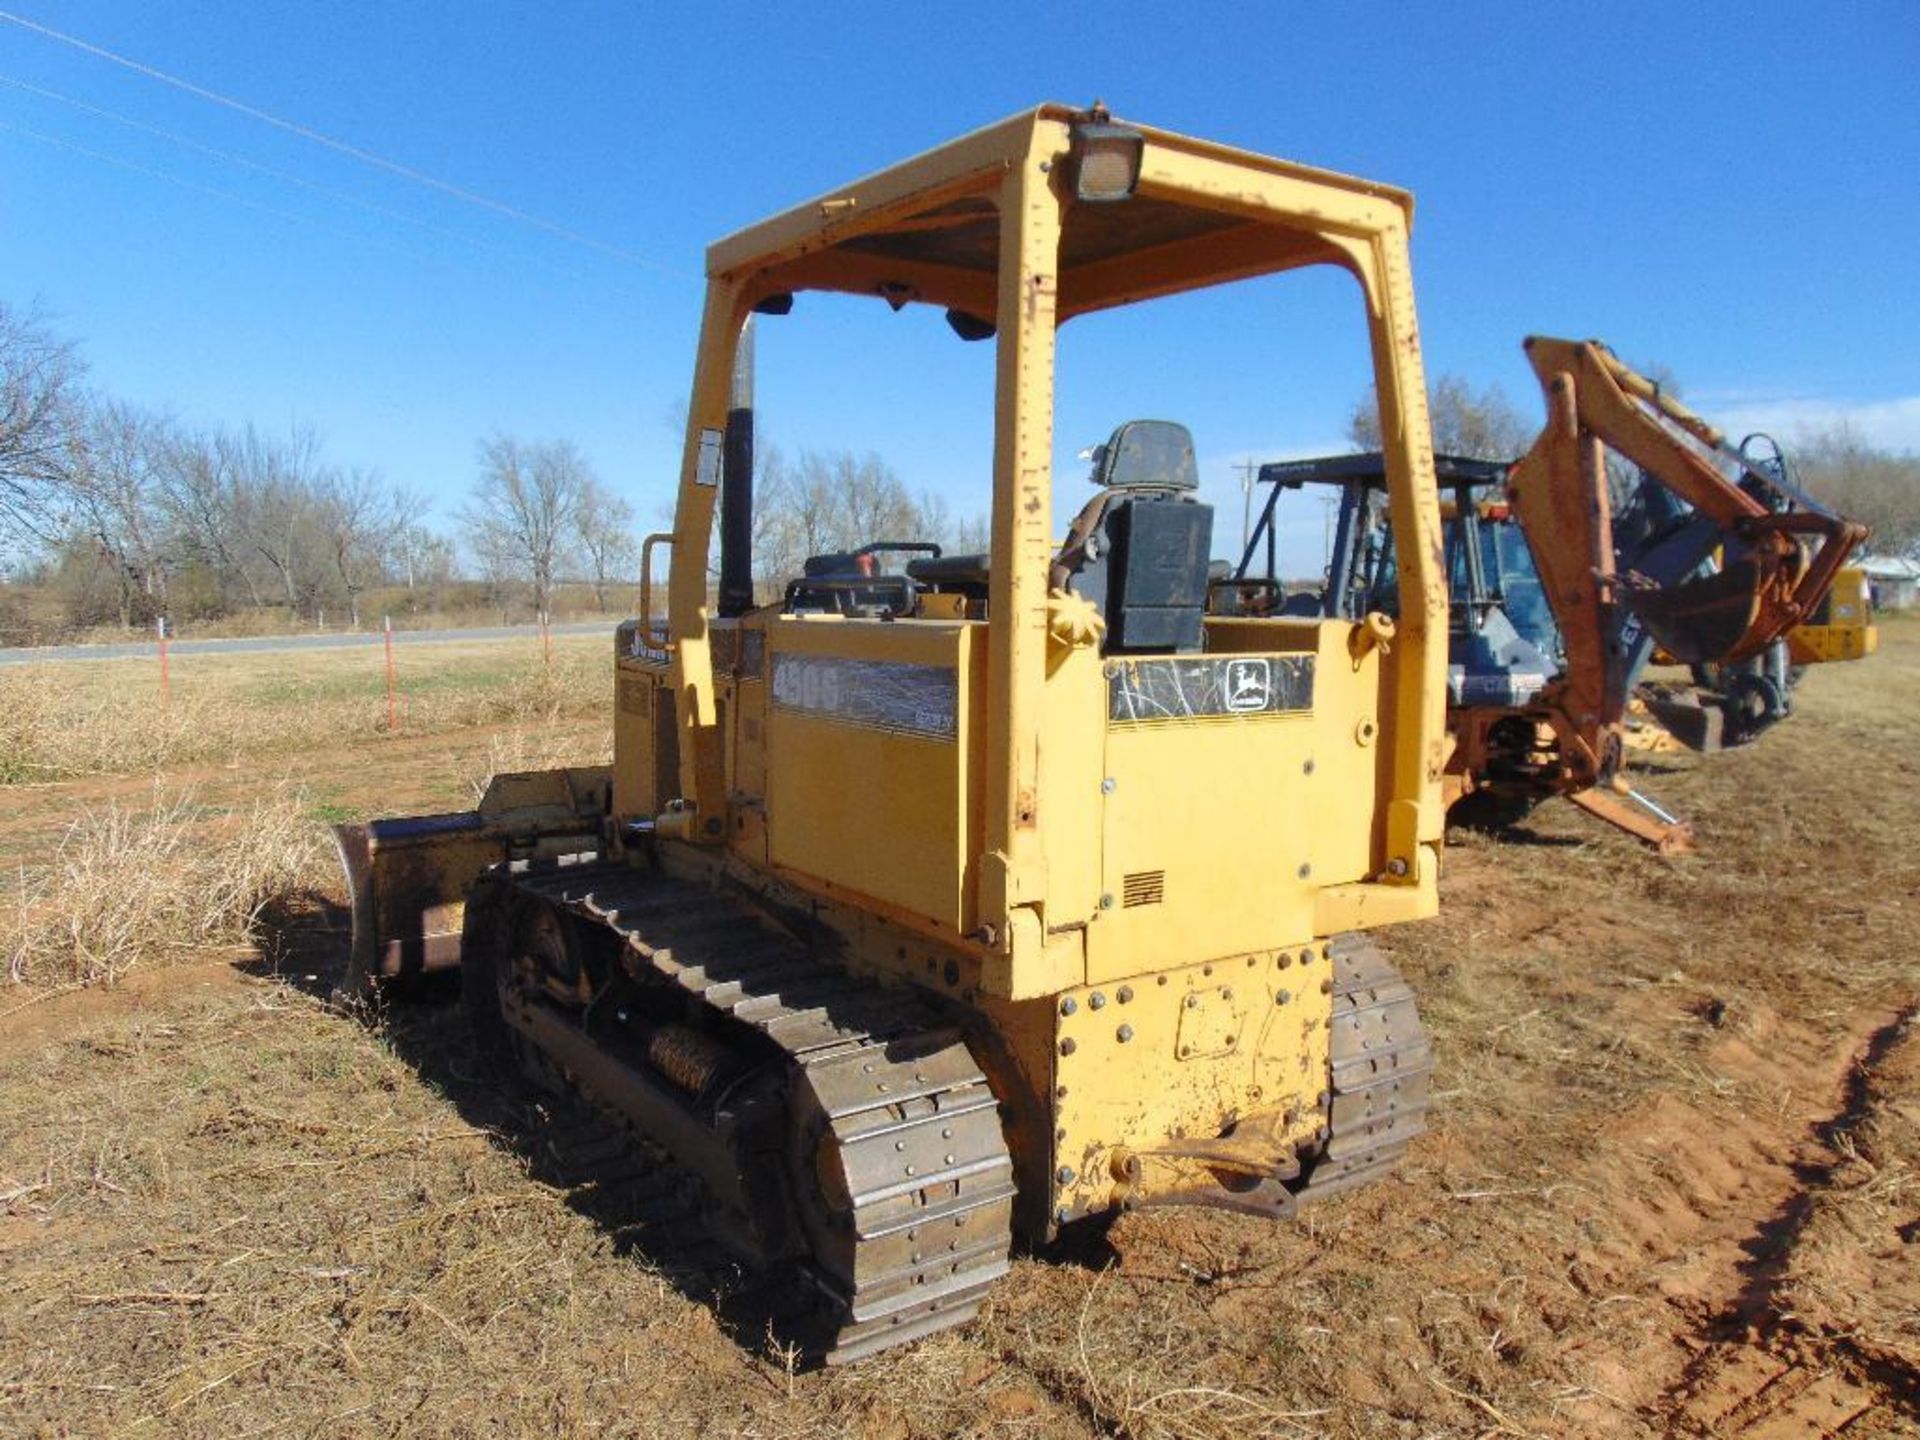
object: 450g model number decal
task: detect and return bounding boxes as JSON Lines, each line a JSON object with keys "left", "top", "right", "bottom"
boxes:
{"left": 771, "top": 654, "right": 958, "bottom": 740}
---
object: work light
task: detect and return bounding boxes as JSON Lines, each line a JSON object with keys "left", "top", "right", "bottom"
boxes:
{"left": 1068, "top": 120, "right": 1144, "bottom": 202}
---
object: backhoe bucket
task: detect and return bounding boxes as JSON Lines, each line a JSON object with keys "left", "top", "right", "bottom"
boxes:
{"left": 331, "top": 766, "right": 611, "bottom": 997}
{"left": 1621, "top": 557, "right": 1767, "bottom": 667}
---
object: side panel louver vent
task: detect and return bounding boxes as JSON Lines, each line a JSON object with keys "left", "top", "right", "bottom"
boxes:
{"left": 1122, "top": 870, "right": 1165, "bottom": 908}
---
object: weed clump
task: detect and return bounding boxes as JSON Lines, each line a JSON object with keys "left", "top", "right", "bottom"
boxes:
{"left": 3, "top": 786, "right": 329, "bottom": 988}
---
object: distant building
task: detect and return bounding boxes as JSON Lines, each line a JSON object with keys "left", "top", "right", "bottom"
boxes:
{"left": 1858, "top": 555, "right": 1920, "bottom": 612}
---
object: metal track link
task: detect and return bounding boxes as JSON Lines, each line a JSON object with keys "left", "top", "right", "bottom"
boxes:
{"left": 504, "top": 863, "right": 1014, "bottom": 1364}
{"left": 1295, "top": 932, "right": 1433, "bottom": 1202}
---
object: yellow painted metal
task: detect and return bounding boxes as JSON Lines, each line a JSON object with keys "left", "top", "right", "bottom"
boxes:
{"left": 1788, "top": 566, "right": 1878, "bottom": 665}
{"left": 655, "top": 107, "right": 1446, "bottom": 953}
{"left": 978, "top": 117, "right": 1069, "bottom": 986}
{"left": 762, "top": 616, "right": 985, "bottom": 933}
{"left": 1053, "top": 945, "right": 1332, "bottom": 1218}
{"left": 1089, "top": 634, "right": 1345, "bottom": 983}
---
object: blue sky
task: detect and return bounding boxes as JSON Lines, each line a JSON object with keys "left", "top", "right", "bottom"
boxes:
{"left": 3, "top": 2, "right": 1915, "bottom": 572}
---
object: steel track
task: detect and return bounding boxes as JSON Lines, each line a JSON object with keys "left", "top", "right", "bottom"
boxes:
{"left": 490, "top": 862, "right": 1016, "bottom": 1364}
{"left": 1296, "top": 933, "right": 1434, "bottom": 1201}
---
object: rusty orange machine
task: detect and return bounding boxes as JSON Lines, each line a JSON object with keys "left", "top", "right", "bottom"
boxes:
{"left": 1216, "top": 341, "right": 1866, "bottom": 850}
{"left": 338, "top": 104, "right": 1453, "bottom": 1361}
{"left": 1501, "top": 340, "right": 1864, "bottom": 843}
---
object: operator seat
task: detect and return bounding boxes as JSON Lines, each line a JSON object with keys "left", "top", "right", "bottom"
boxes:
{"left": 1051, "top": 420, "right": 1215, "bottom": 653}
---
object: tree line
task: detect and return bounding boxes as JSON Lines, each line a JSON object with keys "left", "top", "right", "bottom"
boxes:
{"left": 0, "top": 301, "right": 981, "bottom": 641}
{"left": 0, "top": 302, "right": 666, "bottom": 637}
{"left": 6, "top": 295, "right": 1908, "bottom": 640}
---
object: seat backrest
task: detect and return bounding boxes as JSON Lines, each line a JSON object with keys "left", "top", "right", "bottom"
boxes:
{"left": 1053, "top": 420, "right": 1214, "bottom": 653}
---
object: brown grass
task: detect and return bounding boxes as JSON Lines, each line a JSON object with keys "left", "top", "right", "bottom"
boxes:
{"left": 2, "top": 786, "right": 332, "bottom": 990}
{"left": 0, "top": 634, "right": 604, "bottom": 785}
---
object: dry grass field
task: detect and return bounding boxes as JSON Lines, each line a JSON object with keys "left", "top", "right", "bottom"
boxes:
{"left": 1, "top": 623, "right": 1915, "bottom": 1438}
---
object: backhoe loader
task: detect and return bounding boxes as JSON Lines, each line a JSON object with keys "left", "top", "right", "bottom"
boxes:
{"left": 337, "top": 105, "right": 1450, "bottom": 1362}
{"left": 1217, "top": 342, "right": 1866, "bottom": 849}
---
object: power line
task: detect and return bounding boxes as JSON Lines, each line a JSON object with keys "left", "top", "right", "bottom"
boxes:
{"left": 0, "top": 71, "right": 586, "bottom": 282}
{"left": 0, "top": 116, "right": 456, "bottom": 267}
{"left": 0, "top": 7, "right": 677, "bottom": 274}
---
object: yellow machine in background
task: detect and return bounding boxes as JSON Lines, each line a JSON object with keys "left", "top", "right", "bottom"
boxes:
{"left": 1789, "top": 565, "right": 1877, "bottom": 664}
{"left": 337, "top": 105, "right": 1446, "bottom": 1361}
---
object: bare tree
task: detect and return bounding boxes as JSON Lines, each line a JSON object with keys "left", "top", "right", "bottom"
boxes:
{"left": 574, "top": 478, "right": 638, "bottom": 611}
{"left": 1794, "top": 423, "right": 1920, "bottom": 557}
{"left": 225, "top": 424, "right": 326, "bottom": 612}
{"left": 65, "top": 400, "right": 170, "bottom": 627}
{"left": 396, "top": 524, "right": 455, "bottom": 593}
{"left": 1349, "top": 374, "right": 1531, "bottom": 461}
{"left": 463, "top": 435, "right": 592, "bottom": 623}
{"left": 0, "top": 303, "right": 84, "bottom": 549}
{"left": 314, "top": 466, "right": 421, "bottom": 627}
{"left": 154, "top": 425, "right": 269, "bottom": 607}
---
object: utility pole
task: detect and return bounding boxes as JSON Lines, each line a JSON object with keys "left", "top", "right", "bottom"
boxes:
{"left": 1235, "top": 458, "right": 1261, "bottom": 557}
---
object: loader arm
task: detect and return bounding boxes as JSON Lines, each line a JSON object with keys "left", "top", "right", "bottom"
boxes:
{"left": 1506, "top": 335, "right": 1866, "bottom": 801}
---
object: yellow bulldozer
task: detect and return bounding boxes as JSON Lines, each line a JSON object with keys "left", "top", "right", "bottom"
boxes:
{"left": 333, "top": 106, "right": 1809, "bottom": 1361}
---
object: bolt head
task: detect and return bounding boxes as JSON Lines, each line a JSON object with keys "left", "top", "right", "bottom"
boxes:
{"left": 1060, "top": 996, "right": 1078, "bottom": 1016}
{"left": 1116, "top": 1024, "right": 1134, "bottom": 1043}
{"left": 1059, "top": 1037, "right": 1077, "bottom": 1056}
{"left": 1297, "top": 863, "right": 1312, "bottom": 879}
{"left": 1089, "top": 992, "right": 1106, "bottom": 1010}
{"left": 1100, "top": 776, "right": 1117, "bottom": 794}
{"left": 1099, "top": 893, "right": 1114, "bottom": 910}
{"left": 1057, "top": 1165, "right": 1077, "bottom": 1186}
{"left": 1276, "top": 989, "right": 1291, "bottom": 1005}
{"left": 1116, "top": 985, "right": 1134, "bottom": 1004}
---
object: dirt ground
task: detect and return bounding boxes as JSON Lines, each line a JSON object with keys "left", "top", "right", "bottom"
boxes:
{"left": 2, "top": 625, "right": 1916, "bottom": 1438}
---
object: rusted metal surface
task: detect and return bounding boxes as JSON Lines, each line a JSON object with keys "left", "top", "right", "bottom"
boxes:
{"left": 1568, "top": 785, "right": 1696, "bottom": 852}
{"left": 331, "top": 766, "right": 610, "bottom": 994}
{"left": 1294, "top": 933, "right": 1433, "bottom": 1203}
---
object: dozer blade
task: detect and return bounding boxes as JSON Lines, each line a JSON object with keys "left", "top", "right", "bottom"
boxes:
{"left": 1621, "top": 557, "right": 1767, "bottom": 667}
{"left": 332, "top": 766, "right": 611, "bottom": 996}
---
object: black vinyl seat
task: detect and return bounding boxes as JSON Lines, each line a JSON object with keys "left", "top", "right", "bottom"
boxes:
{"left": 1052, "top": 420, "right": 1215, "bottom": 653}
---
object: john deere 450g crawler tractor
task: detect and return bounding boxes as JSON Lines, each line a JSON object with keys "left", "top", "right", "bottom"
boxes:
{"left": 340, "top": 105, "right": 1512, "bottom": 1361}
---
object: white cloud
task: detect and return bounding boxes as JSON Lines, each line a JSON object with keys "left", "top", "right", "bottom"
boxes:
{"left": 1690, "top": 393, "right": 1920, "bottom": 454}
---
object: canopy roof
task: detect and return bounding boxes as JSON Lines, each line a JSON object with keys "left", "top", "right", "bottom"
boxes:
{"left": 706, "top": 104, "right": 1415, "bottom": 324}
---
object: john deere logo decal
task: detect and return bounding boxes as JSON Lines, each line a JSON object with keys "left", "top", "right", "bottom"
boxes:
{"left": 1225, "top": 658, "right": 1272, "bottom": 713}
